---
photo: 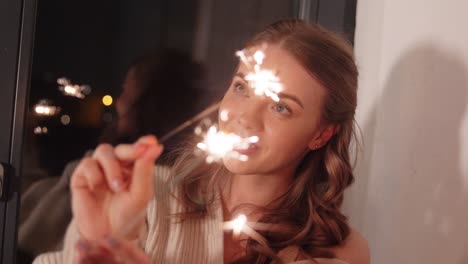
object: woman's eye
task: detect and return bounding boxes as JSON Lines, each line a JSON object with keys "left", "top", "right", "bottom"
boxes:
{"left": 233, "top": 82, "right": 248, "bottom": 94}
{"left": 272, "top": 103, "right": 291, "bottom": 116}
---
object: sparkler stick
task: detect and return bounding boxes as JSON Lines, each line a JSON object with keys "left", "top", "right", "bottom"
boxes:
{"left": 247, "top": 222, "right": 285, "bottom": 232}
{"left": 159, "top": 101, "right": 221, "bottom": 143}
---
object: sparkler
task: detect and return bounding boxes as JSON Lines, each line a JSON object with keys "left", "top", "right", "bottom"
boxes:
{"left": 223, "top": 214, "right": 269, "bottom": 248}
{"left": 57, "top": 77, "right": 91, "bottom": 99}
{"left": 159, "top": 102, "right": 259, "bottom": 163}
{"left": 195, "top": 123, "right": 258, "bottom": 163}
{"left": 228, "top": 214, "right": 247, "bottom": 236}
{"left": 34, "top": 99, "right": 60, "bottom": 116}
{"left": 159, "top": 102, "right": 221, "bottom": 143}
{"left": 235, "top": 48, "right": 283, "bottom": 102}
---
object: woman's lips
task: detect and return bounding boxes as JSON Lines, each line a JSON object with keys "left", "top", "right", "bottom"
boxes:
{"left": 233, "top": 144, "right": 259, "bottom": 155}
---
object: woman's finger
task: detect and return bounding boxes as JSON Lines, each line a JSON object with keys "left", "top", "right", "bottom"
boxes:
{"left": 114, "top": 143, "right": 146, "bottom": 162}
{"left": 136, "top": 134, "right": 158, "bottom": 145}
{"left": 93, "top": 144, "right": 125, "bottom": 192}
{"left": 71, "top": 158, "right": 105, "bottom": 191}
{"left": 130, "top": 143, "right": 163, "bottom": 204}
{"left": 114, "top": 135, "right": 159, "bottom": 161}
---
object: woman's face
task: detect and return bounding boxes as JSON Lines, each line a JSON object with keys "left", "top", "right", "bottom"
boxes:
{"left": 219, "top": 44, "right": 330, "bottom": 176}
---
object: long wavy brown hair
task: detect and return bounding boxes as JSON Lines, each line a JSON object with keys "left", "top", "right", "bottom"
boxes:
{"left": 168, "top": 19, "right": 358, "bottom": 263}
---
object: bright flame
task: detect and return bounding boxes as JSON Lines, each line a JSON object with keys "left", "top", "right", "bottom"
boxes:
{"left": 232, "top": 214, "right": 247, "bottom": 235}
{"left": 245, "top": 69, "right": 282, "bottom": 102}
{"left": 195, "top": 123, "right": 258, "bottom": 163}
{"left": 102, "top": 95, "right": 113, "bottom": 106}
{"left": 235, "top": 49, "right": 283, "bottom": 102}
{"left": 253, "top": 50, "right": 265, "bottom": 65}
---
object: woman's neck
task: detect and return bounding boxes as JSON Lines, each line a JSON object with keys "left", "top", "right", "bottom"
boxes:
{"left": 222, "top": 167, "right": 295, "bottom": 217}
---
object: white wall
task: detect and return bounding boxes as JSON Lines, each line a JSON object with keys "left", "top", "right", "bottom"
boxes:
{"left": 343, "top": 0, "right": 468, "bottom": 263}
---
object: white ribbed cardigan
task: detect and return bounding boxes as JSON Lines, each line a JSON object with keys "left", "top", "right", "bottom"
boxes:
{"left": 33, "top": 166, "right": 349, "bottom": 264}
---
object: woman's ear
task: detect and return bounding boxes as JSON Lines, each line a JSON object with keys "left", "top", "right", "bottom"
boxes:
{"left": 308, "top": 124, "right": 340, "bottom": 150}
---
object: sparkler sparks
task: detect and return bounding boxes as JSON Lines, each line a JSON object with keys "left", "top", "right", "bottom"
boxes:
{"left": 231, "top": 214, "right": 247, "bottom": 236}
{"left": 193, "top": 116, "right": 258, "bottom": 164}
{"left": 223, "top": 214, "right": 247, "bottom": 237}
{"left": 222, "top": 215, "right": 269, "bottom": 248}
{"left": 220, "top": 109, "right": 229, "bottom": 122}
{"left": 34, "top": 100, "right": 60, "bottom": 116}
{"left": 235, "top": 48, "right": 283, "bottom": 102}
{"left": 195, "top": 123, "right": 259, "bottom": 163}
{"left": 57, "top": 77, "right": 91, "bottom": 99}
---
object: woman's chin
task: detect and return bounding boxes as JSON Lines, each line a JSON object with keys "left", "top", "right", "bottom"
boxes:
{"left": 222, "top": 156, "right": 257, "bottom": 175}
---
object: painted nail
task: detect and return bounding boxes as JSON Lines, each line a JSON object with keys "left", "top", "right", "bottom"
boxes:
{"left": 134, "top": 144, "right": 147, "bottom": 154}
{"left": 111, "top": 179, "right": 123, "bottom": 192}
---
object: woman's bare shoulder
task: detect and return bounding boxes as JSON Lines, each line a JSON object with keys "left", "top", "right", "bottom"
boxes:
{"left": 329, "top": 228, "right": 370, "bottom": 264}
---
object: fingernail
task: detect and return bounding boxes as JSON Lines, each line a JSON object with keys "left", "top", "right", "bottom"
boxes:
{"left": 134, "top": 144, "right": 147, "bottom": 154}
{"left": 105, "top": 236, "right": 120, "bottom": 248}
{"left": 111, "top": 179, "right": 124, "bottom": 192}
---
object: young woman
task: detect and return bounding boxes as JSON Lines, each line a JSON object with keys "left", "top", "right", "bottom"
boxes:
{"left": 34, "top": 19, "right": 370, "bottom": 264}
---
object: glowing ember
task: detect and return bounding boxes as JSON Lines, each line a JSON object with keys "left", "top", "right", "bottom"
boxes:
{"left": 253, "top": 50, "right": 265, "bottom": 65}
{"left": 231, "top": 214, "right": 247, "bottom": 235}
{"left": 220, "top": 109, "right": 229, "bottom": 122}
{"left": 34, "top": 100, "right": 60, "bottom": 116}
{"left": 235, "top": 49, "right": 283, "bottom": 102}
{"left": 57, "top": 77, "right": 91, "bottom": 99}
{"left": 195, "top": 121, "right": 258, "bottom": 163}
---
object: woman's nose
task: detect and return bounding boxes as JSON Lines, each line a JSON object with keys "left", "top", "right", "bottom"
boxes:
{"left": 233, "top": 103, "right": 263, "bottom": 132}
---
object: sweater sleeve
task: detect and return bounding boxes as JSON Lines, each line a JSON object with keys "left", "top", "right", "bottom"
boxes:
{"left": 32, "top": 219, "right": 81, "bottom": 264}
{"left": 32, "top": 165, "right": 173, "bottom": 264}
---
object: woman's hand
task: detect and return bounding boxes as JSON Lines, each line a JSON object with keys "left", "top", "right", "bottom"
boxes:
{"left": 71, "top": 135, "right": 163, "bottom": 241}
{"left": 75, "top": 236, "right": 150, "bottom": 264}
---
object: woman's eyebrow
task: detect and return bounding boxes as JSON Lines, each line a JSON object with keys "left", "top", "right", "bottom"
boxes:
{"left": 235, "top": 72, "right": 246, "bottom": 80}
{"left": 278, "top": 93, "right": 304, "bottom": 109}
